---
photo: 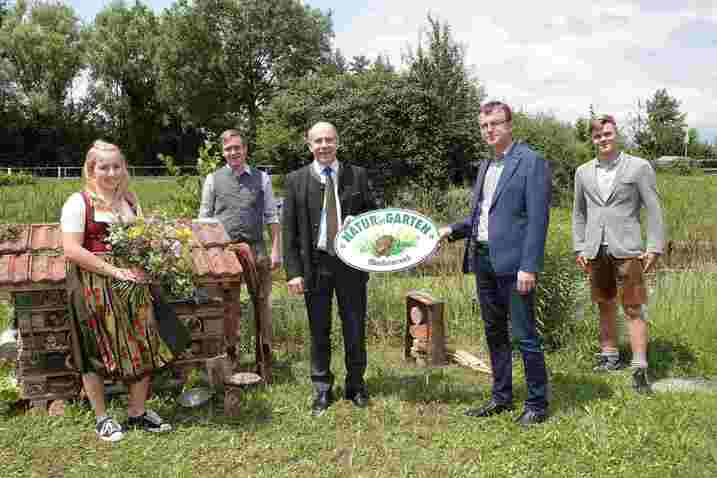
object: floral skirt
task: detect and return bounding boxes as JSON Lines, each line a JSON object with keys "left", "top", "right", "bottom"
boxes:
{"left": 67, "top": 263, "right": 174, "bottom": 382}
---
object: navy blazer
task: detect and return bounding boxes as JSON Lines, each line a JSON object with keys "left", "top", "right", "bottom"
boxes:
{"left": 450, "top": 142, "right": 551, "bottom": 275}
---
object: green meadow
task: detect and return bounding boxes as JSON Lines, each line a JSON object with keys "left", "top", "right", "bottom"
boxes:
{"left": 0, "top": 174, "right": 716, "bottom": 477}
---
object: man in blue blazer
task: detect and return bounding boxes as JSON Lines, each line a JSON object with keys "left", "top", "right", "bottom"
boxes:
{"left": 440, "top": 101, "right": 552, "bottom": 426}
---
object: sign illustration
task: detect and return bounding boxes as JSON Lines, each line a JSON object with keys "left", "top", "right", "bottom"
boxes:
{"left": 335, "top": 208, "right": 440, "bottom": 272}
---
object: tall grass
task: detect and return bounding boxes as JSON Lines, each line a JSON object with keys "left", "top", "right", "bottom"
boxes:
{"left": 657, "top": 173, "right": 717, "bottom": 267}
{"left": 0, "top": 178, "right": 182, "bottom": 224}
{"left": 648, "top": 271, "right": 717, "bottom": 376}
{"left": 3, "top": 175, "right": 717, "bottom": 360}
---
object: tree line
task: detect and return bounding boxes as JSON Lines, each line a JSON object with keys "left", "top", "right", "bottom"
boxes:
{"left": 1, "top": 0, "right": 714, "bottom": 192}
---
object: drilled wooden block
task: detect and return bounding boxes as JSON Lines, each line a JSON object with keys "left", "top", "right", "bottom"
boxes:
{"left": 203, "top": 316, "right": 224, "bottom": 335}
{"left": 16, "top": 310, "right": 32, "bottom": 332}
{"left": 21, "top": 331, "right": 70, "bottom": 351}
{"left": 31, "top": 313, "right": 45, "bottom": 329}
{"left": 22, "top": 377, "right": 47, "bottom": 397}
{"left": 14, "top": 292, "right": 33, "bottom": 307}
{"left": 47, "top": 375, "right": 79, "bottom": 395}
{"left": 180, "top": 315, "right": 203, "bottom": 334}
{"left": 13, "top": 290, "right": 65, "bottom": 308}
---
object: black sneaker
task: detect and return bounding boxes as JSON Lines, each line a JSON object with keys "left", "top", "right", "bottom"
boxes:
{"left": 593, "top": 353, "right": 625, "bottom": 372}
{"left": 126, "top": 410, "right": 172, "bottom": 433}
{"left": 96, "top": 417, "right": 124, "bottom": 442}
{"left": 631, "top": 368, "right": 652, "bottom": 395}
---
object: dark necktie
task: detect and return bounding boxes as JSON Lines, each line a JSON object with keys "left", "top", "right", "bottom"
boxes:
{"left": 323, "top": 167, "right": 338, "bottom": 255}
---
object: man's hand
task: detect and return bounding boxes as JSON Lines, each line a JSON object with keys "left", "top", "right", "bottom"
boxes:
{"left": 516, "top": 270, "right": 536, "bottom": 295}
{"left": 287, "top": 277, "right": 304, "bottom": 295}
{"left": 639, "top": 252, "right": 659, "bottom": 273}
{"left": 575, "top": 254, "right": 589, "bottom": 273}
{"left": 438, "top": 226, "right": 452, "bottom": 241}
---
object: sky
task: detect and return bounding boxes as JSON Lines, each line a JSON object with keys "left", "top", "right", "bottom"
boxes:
{"left": 70, "top": 0, "right": 717, "bottom": 143}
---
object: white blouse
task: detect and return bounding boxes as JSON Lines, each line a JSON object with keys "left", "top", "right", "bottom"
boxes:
{"left": 60, "top": 192, "right": 138, "bottom": 233}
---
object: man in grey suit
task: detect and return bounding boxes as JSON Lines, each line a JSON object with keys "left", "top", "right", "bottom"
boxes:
{"left": 572, "top": 115, "right": 665, "bottom": 394}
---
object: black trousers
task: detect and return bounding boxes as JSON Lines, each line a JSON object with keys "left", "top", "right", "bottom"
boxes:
{"left": 304, "top": 252, "right": 368, "bottom": 394}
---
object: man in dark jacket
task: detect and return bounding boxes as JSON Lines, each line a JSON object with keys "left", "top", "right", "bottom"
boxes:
{"left": 283, "top": 121, "right": 376, "bottom": 416}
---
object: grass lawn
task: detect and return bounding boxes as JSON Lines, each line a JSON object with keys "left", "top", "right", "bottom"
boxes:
{"left": 1, "top": 340, "right": 716, "bottom": 477}
{"left": 2, "top": 268, "right": 717, "bottom": 477}
{"left": 1, "top": 173, "right": 717, "bottom": 476}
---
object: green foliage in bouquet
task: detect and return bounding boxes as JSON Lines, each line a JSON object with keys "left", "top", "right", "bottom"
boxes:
{"left": 106, "top": 216, "right": 197, "bottom": 305}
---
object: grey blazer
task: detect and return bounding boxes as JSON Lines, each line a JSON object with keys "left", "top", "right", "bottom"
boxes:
{"left": 572, "top": 153, "right": 665, "bottom": 259}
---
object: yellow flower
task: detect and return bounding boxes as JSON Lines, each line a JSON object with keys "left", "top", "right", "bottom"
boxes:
{"left": 176, "top": 227, "right": 193, "bottom": 242}
{"left": 128, "top": 225, "right": 145, "bottom": 240}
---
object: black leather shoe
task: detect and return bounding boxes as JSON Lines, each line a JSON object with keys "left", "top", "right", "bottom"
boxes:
{"left": 515, "top": 409, "right": 548, "bottom": 426}
{"left": 464, "top": 399, "right": 514, "bottom": 418}
{"left": 345, "top": 389, "right": 369, "bottom": 408}
{"left": 311, "top": 391, "right": 334, "bottom": 417}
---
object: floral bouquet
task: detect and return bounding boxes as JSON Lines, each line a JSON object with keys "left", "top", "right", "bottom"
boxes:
{"left": 105, "top": 216, "right": 197, "bottom": 307}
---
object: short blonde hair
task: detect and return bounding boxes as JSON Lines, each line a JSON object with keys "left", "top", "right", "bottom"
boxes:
{"left": 82, "top": 140, "right": 129, "bottom": 197}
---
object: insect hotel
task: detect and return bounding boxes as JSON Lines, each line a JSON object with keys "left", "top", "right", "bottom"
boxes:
{"left": 0, "top": 222, "right": 270, "bottom": 412}
{"left": 404, "top": 290, "right": 447, "bottom": 366}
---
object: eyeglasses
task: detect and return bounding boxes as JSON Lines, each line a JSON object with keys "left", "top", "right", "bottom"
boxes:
{"left": 479, "top": 119, "right": 509, "bottom": 131}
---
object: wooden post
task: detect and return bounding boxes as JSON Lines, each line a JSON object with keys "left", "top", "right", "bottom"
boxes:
{"left": 223, "top": 372, "right": 263, "bottom": 417}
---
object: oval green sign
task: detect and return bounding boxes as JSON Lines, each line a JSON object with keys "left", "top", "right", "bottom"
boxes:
{"left": 335, "top": 208, "right": 440, "bottom": 272}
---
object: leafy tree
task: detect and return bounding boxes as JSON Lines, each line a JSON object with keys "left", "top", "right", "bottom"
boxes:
{"left": 685, "top": 127, "right": 716, "bottom": 159}
{"left": 349, "top": 54, "right": 370, "bottom": 74}
{"left": 158, "top": 0, "right": 332, "bottom": 151}
{"left": 1, "top": 0, "right": 8, "bottom": 25}
{"left": 257, "top": 16, "right": 487, "bottom": 200}
{"left": 633, "top": 89, "right": 687, "bottom": 159}
{"left": 320, "top": 48, "right": 348, "bottom": 76}
{"left": 513, "top": 112, "right": 592, "bottom": 205}
{"left": 83, "top": 1, "right": 165, "bottom": 164}
{"left": 372, "top": 54, "right": 394, "bottom": 74}
{"left": 403, "top": 15, "right": 485, "bottom": 187}
{"left": 574, "top": 117, "right": 591, "bottom": 143}
{"left": 0, "top": 0, "right": 84, "bottom": 124}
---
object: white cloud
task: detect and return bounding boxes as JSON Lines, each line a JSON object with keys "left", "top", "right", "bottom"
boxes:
{"left": 330, "top": 0, "right": 717, "bottom": 136}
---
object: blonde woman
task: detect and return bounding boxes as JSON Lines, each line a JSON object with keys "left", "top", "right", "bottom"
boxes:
{"left": 61, "top": 140, "right": 173, "bottom": 442}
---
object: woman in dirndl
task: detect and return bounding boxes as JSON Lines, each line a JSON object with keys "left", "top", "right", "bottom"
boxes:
{"left": 61, "top": 140, "right": 173, "bottom": 442}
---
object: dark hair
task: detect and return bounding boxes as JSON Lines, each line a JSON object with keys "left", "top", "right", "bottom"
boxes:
{"left": 480, "top": 101, "right": 512, "bottom": 122}
{"left": 590, "top": 115, "right": 617, "bottom": 134}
